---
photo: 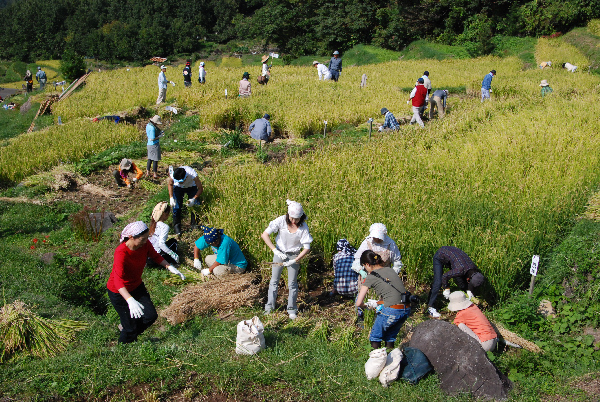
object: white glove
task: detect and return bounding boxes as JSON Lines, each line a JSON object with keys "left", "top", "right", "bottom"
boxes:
{"left": 365, "top": 299, "right": 379, "bottom": 309}
{"left": 193, "top": 258, "right": 202, "bottom": 270}
{"left": 466, "top": 290, "right": 474, "bottom": 300}
{"left": 273, "top": 249, "right": 287, "bottom": 260}
{"left": 132, "top": 178, "right": 137, "bottom": 183}
{"left": 127, "top": 183, "right": 132, "bottom": 189}
{"left": 378, "top": 126, "right": 383, "bottom": 132}
{"left": 283, "top": 258, "right": 296, "bottom": 267}
{"left": 169, "top": 197, "right": 176, "bottom": 208}
{"left": 187, "top": 197, "right": 199, "bottom": 207}
{"left": 443, "top": 289, "right": 451, "bottom": 299}
{"left": 201, "top": 268, "right": 210, "bottom": 276}
{"left": 167, "top": 265, "right": 185, "bottom": 280}
{"left": 392, "top": 261, "right": 403, "bottom": 274}
{"left": 407, "top": 100, "right": 410, "bottom": 104}
{"left": 168, "top": 250, "right": 179, "bottom": 263}
{"left": 126, "top": 297, "right": 145, "bottom": 319}
{"left": 359, "top": 269, "right": 367, "bottom": 279}
{"left": 170, "top": 81, "right": 175, "bottom": 87}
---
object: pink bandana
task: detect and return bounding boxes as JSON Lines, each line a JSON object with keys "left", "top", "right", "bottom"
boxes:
{"left": 120, "top": 221, "right": 148, "bottom": 242}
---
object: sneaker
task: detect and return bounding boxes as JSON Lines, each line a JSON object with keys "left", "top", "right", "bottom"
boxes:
{"left": 174, "top": 224, "right": 182, "bottom": 235}
{"left": 428, "top": 307, "right": 441, "bottom": 318}
{"left": 288, "top": 312, "right": 297, "bottom": 320}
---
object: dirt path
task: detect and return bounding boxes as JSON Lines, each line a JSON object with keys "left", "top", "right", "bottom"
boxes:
{"left": 0, "top": 87, "right": 18, "bottom": 99}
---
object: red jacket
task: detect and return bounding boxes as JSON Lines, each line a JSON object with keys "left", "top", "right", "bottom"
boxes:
{"left": 411, "top": 85, "right": 427, "bottom": 107}
{"left": 107, "top": 241, "right": 164, "bottom": 293}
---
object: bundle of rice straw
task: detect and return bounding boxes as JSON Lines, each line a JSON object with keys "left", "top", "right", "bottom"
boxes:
{"left": 161, "top": 273, "right": 263, "bottom": 325}
{"left": 1, "top": 300, "right": 88, "bottom": 362}
{"left": 491, "top": 320, "right": 543, "bottom": 353}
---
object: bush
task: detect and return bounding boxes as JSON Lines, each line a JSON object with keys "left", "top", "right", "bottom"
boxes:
{"left": 60, "top": 49, "right": 86, "bottom": 81}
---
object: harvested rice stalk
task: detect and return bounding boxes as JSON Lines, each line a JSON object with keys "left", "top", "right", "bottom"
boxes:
{"left": 0, "top": 301, "right": 88, "bottom": 362}
{"left": 491, "top": 320, "right": 543, "bottom": 353}
{"left": 161, "top": 273, "right": 263, "bottom": 324}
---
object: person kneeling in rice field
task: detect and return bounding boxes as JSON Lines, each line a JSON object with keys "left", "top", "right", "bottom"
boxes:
{"left": 540, "top": 80, "right": 553, "bottom": 97}
{"left": 193, "top": 225, "right": 248, "bottom": 277}
{"left": 539, "top": 61, "right": 552, "bottom": 69}
{"left": 379, "top": 107, "right": 400, "bottom": 132}
{"left": 448, "top": 291, "right": 498, "bottom": 352}
{"left": 562, "top": 62, "right": 578, "bottom": 72}
{"left": 356, "top": 250, "right": 411, "bottom": 350}
{"left": 148, "top": 202, "right": 179, "bottom": 266}
{"left": 113, "top": 158, "right": 143, "bottom": 188}
{"left": 107, "top": 221, "right": 185, "bottom": 343}
{"left": 331, "top": 239, "right": 359, "bottom": 297}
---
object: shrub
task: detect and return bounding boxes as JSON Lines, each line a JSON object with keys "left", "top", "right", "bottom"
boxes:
{"left": 60, "top": 49, "right": 86, "bottom": 81}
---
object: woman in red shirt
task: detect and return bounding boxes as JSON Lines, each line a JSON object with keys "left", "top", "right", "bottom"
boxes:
{"left": 107, "top": 221, "right": 185, "bottom": 343}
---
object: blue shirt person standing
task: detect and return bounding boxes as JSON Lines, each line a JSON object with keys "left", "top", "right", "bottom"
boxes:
{"left": 193, "top": 226, "right": 247, "bottom": 277}
{"left": 481, "top": 70, "right": 496, "bottom": 102}
{"left": 328, "top": 51, "right": 342, "bottom": 82}
{"left": 146, "top": 115, "right": 163, "bottom": 179}
{"left": 35, "top": 67, "right": 47, "bottom": 91}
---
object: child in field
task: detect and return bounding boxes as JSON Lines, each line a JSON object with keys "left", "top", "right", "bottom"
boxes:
{"left": 148, "top": 202, "right": 179, "bottom": 265}
{"left": 355, "top": 250, "right": 410, "bottom": 349}
{"left": 448, "top": 291, "right": 498, "bottom": 352}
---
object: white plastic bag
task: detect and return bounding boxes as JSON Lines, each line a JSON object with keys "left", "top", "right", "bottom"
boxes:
{"left": 379, "top": 348, "right": 403, "bottom": 387}
{"left": 235, "top": 316, "right": 266, "bottom": 355}
{"left": 364, "top": 348, "right": 388, "bottom": 380}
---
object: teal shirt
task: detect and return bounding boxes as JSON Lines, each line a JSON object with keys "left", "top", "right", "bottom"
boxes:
{"left": 195, "top": 234, "right": 247, "bottom": 269}
{"left": 541, "top": 86, "right": 553, "bottom": 97}
{"left": 146, "top": 123, "right": 159, "bottom": 146}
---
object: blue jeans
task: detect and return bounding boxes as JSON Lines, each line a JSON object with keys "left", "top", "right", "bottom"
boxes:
{"left": 330, "top": 70, "right": 340, "bottom": 81}
{"left": 172, "top": 185, "right": 198, "bottom": 224}
{"left": 481, "top": 88, "right": 490, "bottom": 102}
{"left": 369, "top": 307, "right": 410, "bottom": 343}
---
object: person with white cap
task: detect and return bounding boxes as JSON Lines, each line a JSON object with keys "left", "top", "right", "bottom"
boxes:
{"left": 193, "top": 225, "right": 247, "bottom": 277}
{"left": 146, "top": 115, "right": 163, "bottom": 179}
{"left": 198, "top": 62, "right": 206, "bottom": 84}
{"left": 248, "top": 113, "right": 272, "bottom": 142}
{"left": 429, "top": 89, "right": 449, "bottom": 119}
{"left": 313, "top": 61, "right": 331, "bottom": 80}
{"left": 35, "top": 66, "right": 47, "bottom": 91}
{"left": 156, "top": 65, "right": 174, "bottom": 104}
{"left": 113, "top": 158, "right": 143, "bottom": 188}
{"left": 427, "top": 246, "right": 485, "bottom": 318}
{"left": 107, "top": 221, "right": 185, "bottom": 343}
{"left": 148, "top": 202, "right": 179, "bottom": 265}
{"left": 448, "top": 291, "right": 498, "bottom": 352}
{"left": 167, "top": 166, "right": 204, "bottom": 235}
{"left": 328, "top": 51, "right": 342, "bottom": 82}
{"left": 261, "top": 199, "right": 313, "bottom": 319}
{"left": 540, "top": 79, "right": 553, "bottom": 97}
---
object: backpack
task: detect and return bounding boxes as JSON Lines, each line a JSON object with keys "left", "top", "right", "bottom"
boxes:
{"left": 400, "top": 347, "right": 433, "bottom": 384}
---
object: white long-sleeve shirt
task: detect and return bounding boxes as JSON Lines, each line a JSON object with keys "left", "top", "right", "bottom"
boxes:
{"left": 265, "top": 215, "right": 313, "bottom": 254}
{"left": 317, "top": 64, "right": 331, "bottom": 80}
{"left": 564, "top": 63, "right": 577, "bottom": 72}
{"left": 149, "top": 222, "right": 172, "bottom": 255}
{"left": 351, "top": 235, "right": 403, "bottom": 274}
{"left": 158, "top": 71, "right": 168, "bottom": 89}
{"left": 199, "top": 66, "right": 206, "bottom": 79}
{"left": 262, "top": 63, "right": 270, "bottom": 77}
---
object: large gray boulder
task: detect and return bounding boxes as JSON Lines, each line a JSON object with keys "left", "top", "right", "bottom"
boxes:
{"left": 409, "top": 319, "right": 512, "bottom": 400}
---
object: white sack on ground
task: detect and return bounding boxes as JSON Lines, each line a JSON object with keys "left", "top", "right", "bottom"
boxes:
{"left": 235, "top": 316, "right": 266, "bottom": 355}
{"left": 365, "top": 348, "right": 388, "bottom": 380}
{"left": 379, "top": 348, "right": 403, "bottom": 387}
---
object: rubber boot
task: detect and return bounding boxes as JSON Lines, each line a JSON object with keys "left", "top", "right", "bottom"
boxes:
{"left": 190, "top": 212, "right": 199, "bottom": 230}
{"left": 371, "top": 341, "right": 382, "bottom": 349}
{"left": 173, "top": 214, "right": 182, "bottom": 236}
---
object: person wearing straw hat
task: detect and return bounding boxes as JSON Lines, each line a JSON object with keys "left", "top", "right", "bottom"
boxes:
{"left": 328, "top": 51, "right": 342, "bottom": 82}
{"left": 167, "top": 166, "right": 204, "bottom": 235}
{"left": 261, "top": 199, "right": 313, "bottom": 319}
{"left": 146, "top": 115, "right": 163, "bottom": 179}
{"left": 193, "top": 225, "right": 247, "bottom": 277}
{"left": 448, "top": 291, "right": 498, "bottom": 352}
{"left": 148, "top": 202, "right": 179, "bottom": 265}
{"left": 183, "top": 61, "right": 192, "bottom": 87}
{"left": 539, "top": 61, "right": 552, "bottom": 69}
{"left": 198, "top": 62, "right": 206, "bottom": 84}
{"left": 259, "top": 55, "right": 271, "bottom": 85}
{"left": 379, "top": 107, "right": 400, "bottom": 132}
{"left": 156, "top": 65, "right": 174, "bottom": 104}
{"left": 107, "top": 221, "right": 185, "bottom": 343}
{"left": 313, "top": 60, "right": 331, "bottom": 80}
{"left": 113, "top": 158, "right": 143, "bottom": 188}
{"left": 249, "top": 113, "right": 272, "bottom": 142}
{"left": 427, "top": 246, "right": 485, "bottom": 318}
{"left": 540, "top": 79, "right": 553, "bottom": 97}
{"left": 239, "top": 72, "right": 251, "bottom": 97}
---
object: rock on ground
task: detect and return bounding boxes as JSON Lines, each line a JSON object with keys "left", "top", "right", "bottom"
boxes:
{"left": 409, "top": 319, "right": 512, "bottom": 400}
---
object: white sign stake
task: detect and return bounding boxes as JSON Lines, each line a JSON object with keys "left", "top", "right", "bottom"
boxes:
{"left": 529, "top": 255, "right": 540, "bottom": 296}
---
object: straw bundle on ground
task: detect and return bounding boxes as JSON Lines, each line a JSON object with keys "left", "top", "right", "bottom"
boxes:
{"left": 491, "top": 320, "right": 543, "bottom": 353}
{"left": 161, "top": 273, "right": 263, "bottom": 325}
{"left": 0, "top": 300, "right": 88, "bottom": 362}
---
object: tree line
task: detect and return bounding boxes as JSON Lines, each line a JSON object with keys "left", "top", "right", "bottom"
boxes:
{"left": 1, "top": 0, "right": 599, "bottom": 62}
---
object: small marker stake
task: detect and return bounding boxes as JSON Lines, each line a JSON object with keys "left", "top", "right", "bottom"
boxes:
{"left": 528, "top": 255, "right": 540, "bottom": 296}
{"left": 368, "top": 118, "right": 373, "bottom": 139}
{"left": 225, "top": 88, "right": 228, "bottom": 99}
{"left": 323, "top": 120, "right": 327, "bottom": 138}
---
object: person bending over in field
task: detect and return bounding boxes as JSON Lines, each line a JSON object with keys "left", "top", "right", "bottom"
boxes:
{"left": 351, "top": 223, "right": 403, "bottom": 327}
{"left": 239, "top": 72, "right": 251, "bottom": 97}
{"left": 313, "top": 60, "right": 331, "bottom": 80}
{"left": 356, "top": 250, "right": 411, "bottom": 350}
{"left": 427, "top": 246, "right": 485, "bottom": 318}
{"left": 562, "top": 62, "right": 577, "bottom": 72}
{"left": 448, "top": 291, "right": 498, "bottom": 352}
{"left": 167, "top": 166, "right": 203, "bottom": 235}
{"left": 261, "top": 199, "right": 313, "bottom": 320}
{"left": 379, "top": 107, "right": 400, "bottom": 131}
{"left": 107, "top": 221, "right": 185, "bottom": 343}
{"left": 331, "top": 239, "right": 359, "bottom": 297}
{"left": 113, "top": 158, "right": 143, "bottom": 189}
{"left": 539, "top": 61, "right": 552, "bottom": 69}
{"left": 148, "top": 201, "right": 179, "bottom": 266}
{"left": 429, "top": 89, "right": 448, "bottom": 119}
{"left": 193, "top": 225, "right": 247, "bottom": 277}
{"left": 249, "top": 113, "right": 272, "bottom": 142}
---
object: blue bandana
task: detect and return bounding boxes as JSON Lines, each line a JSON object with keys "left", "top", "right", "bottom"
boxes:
{"left": 202, "top": 225, "right": 223, "bottom": 244}
{"left": 336, "top": 238, "right": 357, "bottom": 256}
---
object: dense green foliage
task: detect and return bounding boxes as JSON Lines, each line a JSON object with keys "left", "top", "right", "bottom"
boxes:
{"left": 2, "top": 0, "right": 600, "bottom": 62}
{"left": 59, "top": 49, "right": 86, "bottom": 81}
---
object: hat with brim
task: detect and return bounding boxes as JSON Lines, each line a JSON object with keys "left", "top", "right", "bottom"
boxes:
{"left": 261, "top": 55, "right": 269, "bottom": 63}
{"left": 333, "top": 51, "right": 339, "bottom": 55}
{"left": 313, "top": 61, "right": 319, "bottom": 65}
{"left": 160, "top": 65, "right": 167, "bottom": 69}
{"left": 540, "top": 80, "right": 549, "bottom": 87}
{"left": 381, "top": 108, "right": 388, "bottom": 115}
{"left": 447, "top": 291, "right": 473, "bottom": 311}
{"left": 150, "top": 115, "right": 162, "bottom": 125}
{"left": 369, "top": 222, "right": 387, "bottom": 240}
{"left": 120, "top": 158, "right": 132, "bottom": 170}
{"left": 201, "top": 225, "right": 224, "bottom": 244}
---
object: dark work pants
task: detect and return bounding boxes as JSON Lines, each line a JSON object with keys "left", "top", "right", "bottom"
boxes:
{"left": 147, "top": 238, "right": 179, "bottom": 266}
{"left": 146, "top": 160, "right": 158, "bottom": 173}
{"left": 427, "top": 257, "right": 444, "bottom": 307}
{"left": 172, "top": 185, "right": 198, "bottom": 226}
{"left": 108, "top": 282, "right": 157, "bottom": 343}
{"left": 113, "top": 170, "right": 125, "bottom": 187}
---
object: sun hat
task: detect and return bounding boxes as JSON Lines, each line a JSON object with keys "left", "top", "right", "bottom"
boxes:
{"left": 264, "top": 113, "right": 270, "bottom": 120}
{"left": 313, "top": 61, "right": 319, "bottom": 65}
{"left": 120, "top": 221, "right": 148, "bottom": 243}
{"left": 381, "top": 108, "right": 388, "bottom": 115}
{"left": 261, "top": 55, "right": 269, "bottom": 63}
{"left": 417, "top": 78, "right": 424, "bottom": 83}
{"left": 201, "top": 225, "right": 224, "bottom": 244}
{"left": 369, "top": 223, "right": 387, "bottom": 240}
{"left": 242, "top": 72, "right": 250, "bottom": 79}
{"left": 151, "top": 201, "right": 169, "bottom": 222}
{"left": 490, "top": 69, "right": 496, "bottom": 75}
{"left": 150, "top": 115, "right": 162, "bottom": 125}
{"left": 37, "top": 66, "right": 41, "bottom": 70}
{"left": 200, "top": 62, "right": 205, "bottom": 66}
{"left": 286, "top": 199, "right": 305, "bottom": 219}
{"left": 160, "top": 65, "right": 166, "bottom": 69}
{"left": 540, "top": 79, "right": 549, "bottom": 87}
{"left": 333, "top": 51, "right": 339, "bottom": 55}
{"left": 469, "top": 272, "right": 485, "bottom": 288}
{"left": 447, "top": 291, "right": 473, "bottom": 311}
{"left": 119, "top": 158, "right": 132, "bottom": 170}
